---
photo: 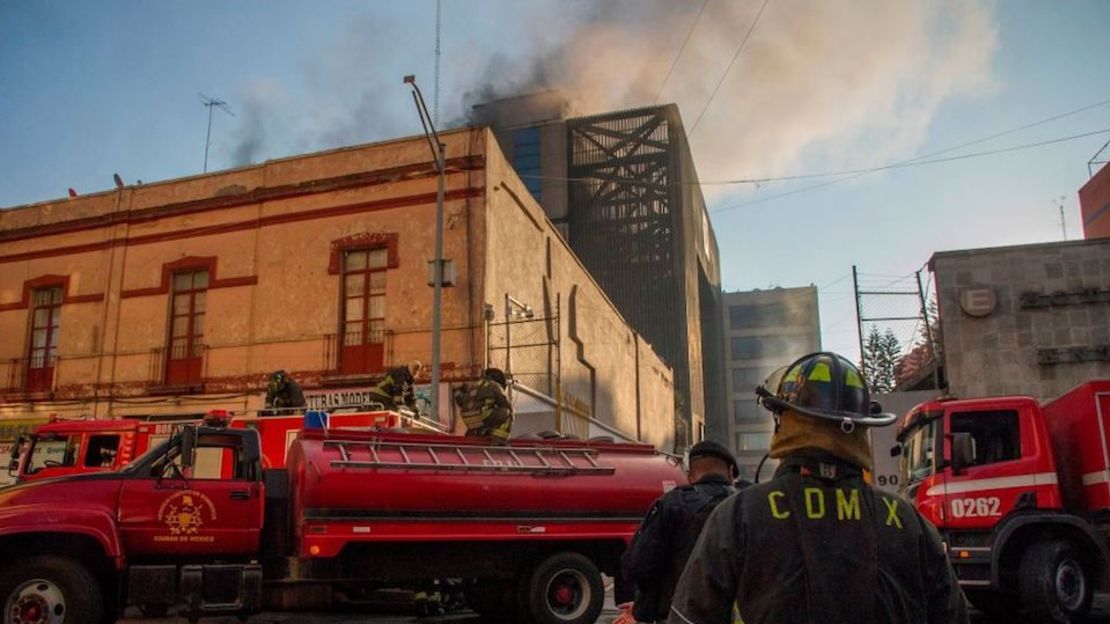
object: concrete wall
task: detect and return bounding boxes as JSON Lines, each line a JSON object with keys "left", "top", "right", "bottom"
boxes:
{"left": 933, "top": 239, "right": 1110, "bottom": 401}
{"left": 482, "top": 129, "right": 676, "bottom": 450}
{"left": 869, "top": 390, "right": 942, "bottom": 494}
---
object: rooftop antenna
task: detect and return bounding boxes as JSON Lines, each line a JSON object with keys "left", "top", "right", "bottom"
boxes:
{"left": 199, "top": 92, "right": 235, "bottom": 173}
{"left": 434, "top": 0, "right": 441, "bottom": 125}
{"left": 1055, "top": 195, "right": 1068, "bottom": 240}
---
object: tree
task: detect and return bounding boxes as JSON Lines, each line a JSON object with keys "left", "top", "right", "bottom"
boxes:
{"left": 863, "top": 326, "right": 900, "bottom": 393}
{"left": 895, "top": 296, "right": 942, "bottom": 389}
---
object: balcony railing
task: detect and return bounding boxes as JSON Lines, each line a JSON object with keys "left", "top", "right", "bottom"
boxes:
{"left": 1, "top": 357, "right": 56, "bottom": 395}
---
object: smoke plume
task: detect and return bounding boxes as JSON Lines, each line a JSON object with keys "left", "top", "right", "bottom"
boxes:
{"left": 225, "top": 0, "right": 998, "bottom": 182}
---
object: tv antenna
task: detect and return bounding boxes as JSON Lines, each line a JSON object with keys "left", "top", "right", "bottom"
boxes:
{"left": 1055, "top": 195, "right": 1068, "bottom": 240}
{"left": 199, "top": 92, "right": 235, "bottom": 173}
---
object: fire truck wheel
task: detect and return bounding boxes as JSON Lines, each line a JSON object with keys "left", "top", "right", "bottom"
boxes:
{"left": 1019, "top": 540, "right": 1092, "bottom": 623}
{"left": 522, "top": 553, "right": 604, "bottom": 624}
{"left": 0, "top": 555, "right": 103, "bottom": 624}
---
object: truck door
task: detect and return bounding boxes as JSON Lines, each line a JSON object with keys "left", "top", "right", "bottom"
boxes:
{"left": 942, "top": 407, "right": 1032, "bottom": 529}
{"left": 118, "top": 431, "right": 263, "bottom": 558}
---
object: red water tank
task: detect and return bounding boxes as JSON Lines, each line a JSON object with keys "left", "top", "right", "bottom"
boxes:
{"left": 288, "top": 429, "right": 685, "bottom": 521}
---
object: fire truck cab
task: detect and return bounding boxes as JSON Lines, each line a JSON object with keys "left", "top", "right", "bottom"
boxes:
{"left": 896, "top": 381, "right": 1110, "bottom": 623}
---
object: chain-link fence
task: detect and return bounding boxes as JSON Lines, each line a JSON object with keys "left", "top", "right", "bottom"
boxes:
{"left": 853, "top": 267, "right": 941, "bottom": 392}
{"left": 486, "top": 314, "right": 560, "bottom": 399}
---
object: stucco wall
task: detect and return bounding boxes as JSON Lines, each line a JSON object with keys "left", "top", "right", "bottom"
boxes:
{"left": 934, "top": 239, "right": 1110, "bottom": 401}
{"left": 0, "top": 130, "right": 487, "bottom": 419}
{"left": 482, "top": 130, "right": 676, "bottom": 450}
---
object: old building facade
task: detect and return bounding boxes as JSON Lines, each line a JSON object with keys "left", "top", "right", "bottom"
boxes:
{"left": 0, "top": 128, "right": 675, "bottom": 450}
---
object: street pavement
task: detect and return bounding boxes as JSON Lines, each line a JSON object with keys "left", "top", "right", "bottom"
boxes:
{"left": 116, "top": 594, "right": 1110, "bottom": 623}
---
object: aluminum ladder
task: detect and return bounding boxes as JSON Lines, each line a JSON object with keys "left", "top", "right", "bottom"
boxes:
{"left": 323, "top": 438, "right": 615, "bottom": 475}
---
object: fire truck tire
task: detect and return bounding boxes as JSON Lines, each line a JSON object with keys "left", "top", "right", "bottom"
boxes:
{"left": 0, "top": 555, "right": 103, "bottom": 624}
{"left": 522, "top": 552, "right": 604, "bottom": 624}
{"left": 1019, "top": 540, "right": 1092, "bottom": 623}
{"left": 962, "top": 589, "right": 1018, "bottom": 618}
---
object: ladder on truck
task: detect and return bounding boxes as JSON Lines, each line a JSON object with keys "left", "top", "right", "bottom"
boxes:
{"left": 324, "top": 439, "right": 616, "bottom": 476}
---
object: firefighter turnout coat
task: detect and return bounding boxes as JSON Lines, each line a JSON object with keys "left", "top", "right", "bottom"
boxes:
{"left": 624, "top": 474, "right": 735, "bottom": 623}
{"left": 668, "top": 450, "right": 967, "bottom": 624}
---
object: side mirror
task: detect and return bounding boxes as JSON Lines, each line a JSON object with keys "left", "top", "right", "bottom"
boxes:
{"left": 7, "top": 459, "right": 18, "bottom": 474}
{"left": 180, "top": 426, "right": 197, "bottom": 469}
{"left": 950, "top": 432, "right": 976, "bottom": 474}
{"left": 889, "top": 443, "right": 903, "bottom": 458}
{"left": 8, "top": 436, "right": 21, "bottom": 461}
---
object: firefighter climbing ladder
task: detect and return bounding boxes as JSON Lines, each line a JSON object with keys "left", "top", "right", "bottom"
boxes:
{"left": 324, "top": 439, "right": 615, "bottom": 475}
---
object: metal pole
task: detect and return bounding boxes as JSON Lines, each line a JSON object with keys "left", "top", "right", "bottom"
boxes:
{"left": 404, "top": 75, "right": 445, "bottom": 425}
{"left": 504, "top": 293, "right": 512, "bottom": 377}
{"left": 852, "top": 265, "right": 866, "bottom": 370}
{"left": 915, "top": 270, "right": 942, "bottom": 391}
{"left": 430, "top": 141, "right": 445, "bottom": 423}
{"left": 203, "top": 104, "right": 214, "bottom": 173}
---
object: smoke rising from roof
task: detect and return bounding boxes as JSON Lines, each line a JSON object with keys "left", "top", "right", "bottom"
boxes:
{"left": 226, "top": 0, "right": 998, "bottom": 184}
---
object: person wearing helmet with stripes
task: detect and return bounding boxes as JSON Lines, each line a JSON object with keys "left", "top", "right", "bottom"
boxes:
{"left": 667, "top": 352, "right": 966, "bottom": 624}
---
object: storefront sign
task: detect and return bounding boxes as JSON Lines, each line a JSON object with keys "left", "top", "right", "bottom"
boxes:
{"left": 1021, "top": 288, "right": 1110, "bottom": 309}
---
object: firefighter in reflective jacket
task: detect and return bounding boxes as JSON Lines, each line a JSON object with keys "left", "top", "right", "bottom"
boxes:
{"left": 456, "top": 368, "right": 513, "bottom": 445}
{"left": 264, "top": 370, "right": 306, "bottom": 414}
{"left": 369, "top": 365, "right": 417, "bottom": 411}
{"left": 668, "top": 352, "right": 968, "bottom": 624}
{"left": 617, "top": 441, "right": 737, "bottom": 624}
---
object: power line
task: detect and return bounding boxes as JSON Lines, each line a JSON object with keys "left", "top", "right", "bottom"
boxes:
{"left": 521, "top": 125, "right": 1110, "bottom": 190}
{"left": 710, "top": 126, "right": 1110, "bottom": 213}
{"left": 654, "top": 0, "right": 710, "bottom": 105}
{"left": 688, "top": 0, "right": 770, "bottom": 136}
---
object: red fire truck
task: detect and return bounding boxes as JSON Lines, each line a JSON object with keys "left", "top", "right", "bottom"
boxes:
{"left": 0, "top": 422, "right": 681, "bottom": 623}
{"left": 7, "top": 410, "right": 419, "bottom": 484}
{"left": 896, "top": 380, "right": 1110, "bottom": 623}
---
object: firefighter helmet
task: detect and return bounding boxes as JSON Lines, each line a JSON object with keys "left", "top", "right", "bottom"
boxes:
{"left": 756, "top": 352, "right": 897, "bottom": 427}
{"left": 483, "top": 368, "right": 508, "bottom": 389}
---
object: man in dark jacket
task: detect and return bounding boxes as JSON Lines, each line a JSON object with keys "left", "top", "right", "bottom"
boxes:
{"left": 369, "top": 365, "right": 417, "bottom": 411}
{"left": 457, "top": 368, "right": 513, "bottom": 444}
{"left": 668, "top": 352, "right": 967, "bottom": 624}
{"left": 619, "top": 441, "right": 737, "bottom": 624}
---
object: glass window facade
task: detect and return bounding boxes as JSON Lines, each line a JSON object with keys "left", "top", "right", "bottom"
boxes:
{"left": 513, "top": 127, "right": 542, "bottom": 201}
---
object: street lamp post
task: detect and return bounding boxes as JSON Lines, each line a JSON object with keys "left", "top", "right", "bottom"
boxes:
{"left": 404, "top": 75, "right": 446, "bottom": 423}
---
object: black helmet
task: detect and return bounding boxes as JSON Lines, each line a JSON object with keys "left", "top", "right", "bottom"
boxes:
{"left": 756, "top": 352, "right": 897, "bottom": 428}
{"left": 483, "top": 368, "right": 508, "bottom": 388}
{"left": 688, "top": 440, "right": 738, "bottom": 475}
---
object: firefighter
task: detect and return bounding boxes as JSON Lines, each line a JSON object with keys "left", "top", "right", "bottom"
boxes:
{"left": 616, "top": 441, "right": 737, "bottom": 624}
{"left": 368, "top": 365, "right": 417, "bottom": 412}
{"left": 667, "top": 352, "right": 968, "bottom": 624}
{"left": 456, "top": 368, "right": 513, "bottom": 445}
{"left": 264, "top": 370, "right": 306, "bottom": 415}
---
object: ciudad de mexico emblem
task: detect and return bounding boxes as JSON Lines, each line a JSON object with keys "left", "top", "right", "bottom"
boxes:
{"left": 156, "top": 490, "right": 218, "bottom": 542}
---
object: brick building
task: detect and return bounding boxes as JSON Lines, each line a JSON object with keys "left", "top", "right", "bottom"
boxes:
{"left": 0, "top": 128, "right": 676, "bottom": 450}
{"left": 1080, "top": 161, "right": 1110, "bottom": 239}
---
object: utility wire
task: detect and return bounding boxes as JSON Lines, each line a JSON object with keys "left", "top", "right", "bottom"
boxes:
{"left": 709, "top": 126, "right": 1110, "bottom": 213}
{"left": 654, "top": 0, "right": 710, "bottom": 104}
{"left": 520, "top": 96, "right": 1110, "bottom": 187}
{"left": 689, "top": 0, "right": 770, "bottom": 136}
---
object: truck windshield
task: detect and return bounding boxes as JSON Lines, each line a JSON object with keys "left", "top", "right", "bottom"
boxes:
{"left": 900, "top": 418, "right": 937, "bottom": 487}
{"left": 26, "top": 435, "right": 79, "bottom": 474}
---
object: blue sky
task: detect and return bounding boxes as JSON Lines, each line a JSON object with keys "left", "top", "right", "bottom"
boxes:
{"left": 2, "top": 0, "right": 1109, "bottom": 362}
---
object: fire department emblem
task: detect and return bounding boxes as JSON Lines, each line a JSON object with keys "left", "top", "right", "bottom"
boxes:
{"left": 157, "top": 490, "right": 217, "bottom": 537}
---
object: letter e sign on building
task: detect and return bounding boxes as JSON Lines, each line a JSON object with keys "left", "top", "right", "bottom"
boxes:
{"left": 959, "top": 288, "right": 997, "bottom": 318}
